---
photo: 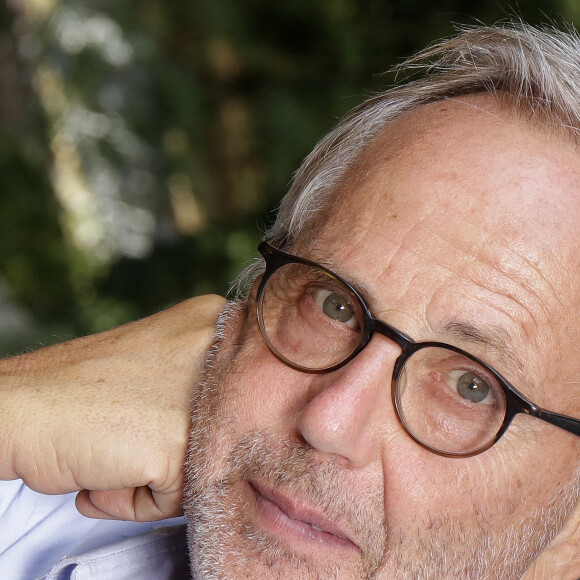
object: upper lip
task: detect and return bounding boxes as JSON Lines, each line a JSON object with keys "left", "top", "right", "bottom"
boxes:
{"left": 249, "top": 478, "right": 358, "bottom": 548}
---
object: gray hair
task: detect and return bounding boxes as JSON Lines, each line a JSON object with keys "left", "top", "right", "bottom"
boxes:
{"left": 233, "top": 21, "right": 580, "bottom": 296}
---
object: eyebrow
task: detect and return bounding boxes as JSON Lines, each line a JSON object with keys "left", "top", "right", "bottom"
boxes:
{"left": 440, "top": 320, "right": 525, "bottom": 379}
{"left": 306, "top": 251, "right": 377, "bottom": 302}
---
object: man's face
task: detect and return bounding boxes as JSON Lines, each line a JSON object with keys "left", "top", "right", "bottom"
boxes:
{"left": 184, "top": 95, "right": 580, "bottom": 579}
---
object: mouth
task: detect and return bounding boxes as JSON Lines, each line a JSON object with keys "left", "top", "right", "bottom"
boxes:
{"left": 247, "top": 479, "right": 359, "bottom": 553}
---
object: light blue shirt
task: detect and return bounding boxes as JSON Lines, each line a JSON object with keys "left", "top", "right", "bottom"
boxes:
{"left": 0, "top": 480, "right": 189, "bottom": 579}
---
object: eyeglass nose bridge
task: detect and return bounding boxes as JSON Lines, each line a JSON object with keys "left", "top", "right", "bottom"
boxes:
{"left": 363, "top": 317, "right": 417, "bottom": 361}
{"left": 348, "top": 317, "right": 424, "bottom": 400}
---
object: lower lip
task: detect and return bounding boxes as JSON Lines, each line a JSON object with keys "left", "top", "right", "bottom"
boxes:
{"left": 247, "top": 481, "right": 357, "bottom": 552}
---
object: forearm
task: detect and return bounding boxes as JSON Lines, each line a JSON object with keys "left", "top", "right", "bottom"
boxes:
{"left": 0, "top": 294, "right": 226, "bottom": 519}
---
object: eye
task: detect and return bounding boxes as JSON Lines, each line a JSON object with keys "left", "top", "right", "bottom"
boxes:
{"left": 446, "top": 370, "right": 494, "bottom": 404}
{"left": 313, "top": 289, "right": 358, "bottom": 329}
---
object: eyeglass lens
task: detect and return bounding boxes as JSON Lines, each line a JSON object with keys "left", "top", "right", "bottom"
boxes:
{"left": 258, "top": 260, "right": 508, "bottom": 456}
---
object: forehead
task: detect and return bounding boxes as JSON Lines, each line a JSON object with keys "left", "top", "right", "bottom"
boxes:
{"left": 301, "top": 95, "right": 580, "bottom": 393}
{"left": 319, "top": 96, "right": 580, "bottom": 251}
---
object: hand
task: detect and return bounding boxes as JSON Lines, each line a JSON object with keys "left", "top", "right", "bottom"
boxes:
{"left": 0, "top": 294, "right": 226, "bottom": 522}
{"left": 521, "top": 500, "right": 580, "bottom": 579}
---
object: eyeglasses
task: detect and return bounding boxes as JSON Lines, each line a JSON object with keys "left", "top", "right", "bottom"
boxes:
{"left": 255, "top": 241, "right": 580, "bottom": 457}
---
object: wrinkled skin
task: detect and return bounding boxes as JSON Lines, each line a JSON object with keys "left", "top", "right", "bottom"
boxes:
{"left": 184, "top": 96, "right": 580, "bottom": 579}
{"left": 1, "top": 294, "right": 226, "bottom": 521}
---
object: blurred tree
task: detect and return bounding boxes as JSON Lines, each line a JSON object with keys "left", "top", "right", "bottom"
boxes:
{"left": 0, "top": 0, "right": 78, "bottom": 352}
{"left": 0, "top": 0, "right": 572, "bottom": 354}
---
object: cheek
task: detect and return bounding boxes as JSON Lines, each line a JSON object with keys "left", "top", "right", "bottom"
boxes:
{"left": 380, "top": 442, "right": 478, "bottom": 526}
{"left": 381, "top": 418, "right": 580, "bottom": 535}
{"left": 380, "top": 450, "right": 513, "bottom": 535}
{"left": 216, "top": 329, "right": 313, "bottom": 436}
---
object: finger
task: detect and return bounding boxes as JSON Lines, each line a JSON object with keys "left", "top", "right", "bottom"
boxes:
{"left": 76, "top": 487, "right": 184, "bottom": 522}
{"left": 75, "top": 489, "right": 124, "bottom": 520}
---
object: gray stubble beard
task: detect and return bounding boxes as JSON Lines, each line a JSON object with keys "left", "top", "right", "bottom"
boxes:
{"left": 183, "top": 302, "right": 580, "bottom": 579}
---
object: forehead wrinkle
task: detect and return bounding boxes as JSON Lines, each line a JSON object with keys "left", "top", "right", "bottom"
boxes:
{"left": 398, "top": 223, "right": 532, "bottom": 329}
{"left": 309, "top": 218, "right": 541, "bottom": 347}
{"left": 472, "top": 239, "right": 564, "bottom": 355}
{"left": 478, "top": 242, "right": 566, "bottom": 314}
{"left": 415, "top": 210, "right": 564, "bottom": 358}
{"left": 405, "top": 239, "right": 534, "bottom": 376}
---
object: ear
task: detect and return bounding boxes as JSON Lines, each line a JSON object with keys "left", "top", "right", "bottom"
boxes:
{"left": 521, "top": 500, "right": 580, "bottom": 579}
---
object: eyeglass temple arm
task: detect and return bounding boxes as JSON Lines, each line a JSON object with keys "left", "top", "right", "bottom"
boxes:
{"left": 526, "top": 407, "right": 580, "bottom": 437}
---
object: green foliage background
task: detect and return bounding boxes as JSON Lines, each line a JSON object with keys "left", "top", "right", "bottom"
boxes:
{"left": 0, "top": 0, "right": 576, "bottom": 354}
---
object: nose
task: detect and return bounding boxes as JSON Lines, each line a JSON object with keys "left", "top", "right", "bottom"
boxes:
{"left": 296, "top": 335, "right": 402, "bottom": 468}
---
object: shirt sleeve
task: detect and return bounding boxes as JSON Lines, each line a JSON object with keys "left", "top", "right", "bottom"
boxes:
{"left": 39, "top": 524, "right": 189, "bottom": 580}
{"left": 0, "top": 480, "right": 186, "bottom": 579}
